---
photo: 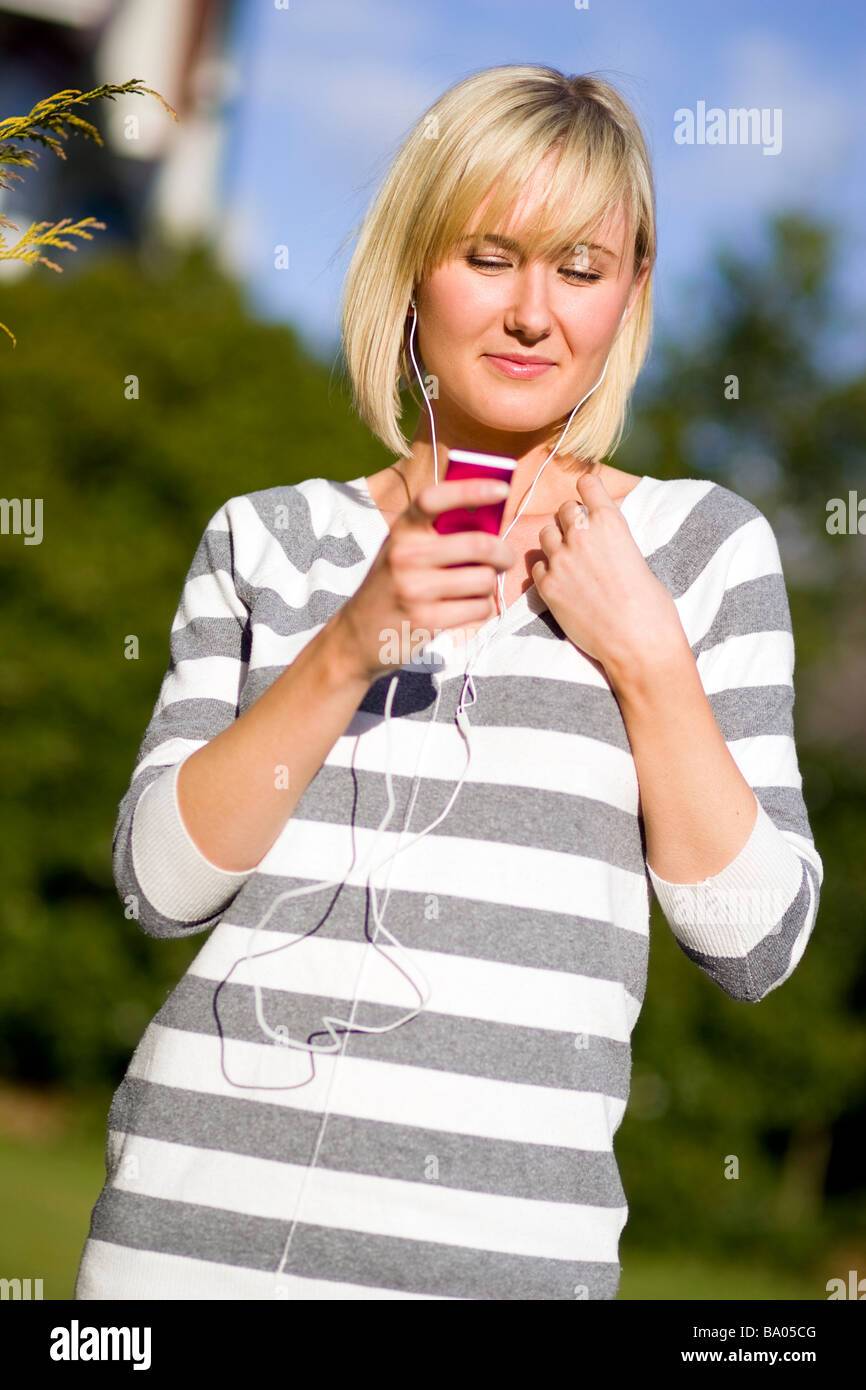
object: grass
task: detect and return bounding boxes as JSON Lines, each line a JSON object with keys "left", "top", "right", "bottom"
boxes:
{"left": 617, "top": 1246, "right": 822, "bottom": 1300}
{"left": 0, "top": 1131, "right": 106, "bottom": 1299}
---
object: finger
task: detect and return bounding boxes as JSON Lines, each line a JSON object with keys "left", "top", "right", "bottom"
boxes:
{"left": 575, "top": 471, "right": 615, "bottom": 514}
{"left": 393, "top": 529, "right": 515, "bottom": 572}
{"left": 556, "top": 499, "right": 585, "bottom": 532}
{"left": 559, "top": 500, "right": 590, "bottom": 534}
{"left": 537, "top": 521, "right": 564, "bottom": 556}
{"left": 418, "top": 564, "right": 501, "bottom": 601}
{"left": 408, "top": 477, "right": 510, "bottom": 525}
{"left": 424, "top": 595, "right": 499, "bottom": 630}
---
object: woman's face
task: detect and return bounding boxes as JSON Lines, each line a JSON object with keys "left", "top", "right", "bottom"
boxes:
{"left": 411, "top": 150, "right": 650, "bottom": 450}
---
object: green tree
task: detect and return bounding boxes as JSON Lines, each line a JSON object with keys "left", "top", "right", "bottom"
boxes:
{"left": 616, "top": 212, "right": 866, "bottom": 1278}
{"left": 0, "top": 244, "right": 392, "bottom": 1096}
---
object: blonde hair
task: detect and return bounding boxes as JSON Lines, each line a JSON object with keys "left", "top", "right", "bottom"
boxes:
{"left": 340, "top": 64, "right": 656, "bottom": 464}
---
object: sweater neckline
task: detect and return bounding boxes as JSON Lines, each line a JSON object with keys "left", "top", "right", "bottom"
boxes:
{"left": 334, "top": 471, "right": 658, "bottom": 665}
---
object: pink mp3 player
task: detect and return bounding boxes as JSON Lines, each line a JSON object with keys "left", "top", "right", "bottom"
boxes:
{"left": 432, "top": 449, "right": 517, "bottom": 537}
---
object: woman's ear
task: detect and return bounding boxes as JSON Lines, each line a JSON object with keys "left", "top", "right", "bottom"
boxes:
{"left": 620, "top": 257, "right": 652, "bottom": 330}
{"left": 631, "top": 256, "right": 652, "bottom": 304}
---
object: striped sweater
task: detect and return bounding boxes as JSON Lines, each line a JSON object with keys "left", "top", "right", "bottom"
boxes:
{"left": 75, "top": 471, "right": 823, "bottom": 1301}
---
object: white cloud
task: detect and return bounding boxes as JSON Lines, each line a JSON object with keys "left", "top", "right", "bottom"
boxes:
{"left": 285, "top": 61, "right": 439, "bottom": 163}
{"left": 248, "top": 0, "right": 443, "bottom": 175}
{"left": 662, "top": 29, "right": 857, "bottom": 214}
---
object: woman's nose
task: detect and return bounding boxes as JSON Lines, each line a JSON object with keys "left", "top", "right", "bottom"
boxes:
{"left": 504, "top": 264, "right": 554, "bottom": 338}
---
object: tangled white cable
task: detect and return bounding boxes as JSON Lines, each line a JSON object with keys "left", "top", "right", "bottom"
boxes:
{"left": 215, "top": 293, "right": 626, "bottom": 1088}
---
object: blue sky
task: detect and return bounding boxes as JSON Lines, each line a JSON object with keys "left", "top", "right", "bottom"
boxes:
{"left": 218, "top": 0, "right": 866, "bottom": 372}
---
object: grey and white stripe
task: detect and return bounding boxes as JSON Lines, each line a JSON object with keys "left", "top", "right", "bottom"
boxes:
{"left": 74, "top": 472, "right": 822, "bottom": 1300}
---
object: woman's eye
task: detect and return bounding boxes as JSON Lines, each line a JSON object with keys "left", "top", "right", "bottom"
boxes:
{"left": 560, "top": 267, "right": 602, "bottom": 283}
{"left": 465, "top": 256, "right": 509, "bottom": 272}
{"left": 465, "top": 256, "right": 600, "bottom": 283}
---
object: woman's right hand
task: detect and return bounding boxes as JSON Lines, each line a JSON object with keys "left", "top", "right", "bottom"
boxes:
{"left": 332, "top": 477, "right": 517, "bottom": 683}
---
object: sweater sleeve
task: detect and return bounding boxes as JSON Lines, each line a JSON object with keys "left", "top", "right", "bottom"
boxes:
{"left": 113, "top": 499, "right": 256, "bottom": 939}
{"left": 646, "top": 505, "right": 823, "bottom": 1003}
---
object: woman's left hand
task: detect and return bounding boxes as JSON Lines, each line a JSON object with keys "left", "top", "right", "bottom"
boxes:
{"left": 531, "top": 472, "right": 684, "bottom": 677}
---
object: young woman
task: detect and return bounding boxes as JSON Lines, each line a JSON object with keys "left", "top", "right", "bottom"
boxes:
{"left": 75, "top": 65, "right": 822, "bottom": 1301}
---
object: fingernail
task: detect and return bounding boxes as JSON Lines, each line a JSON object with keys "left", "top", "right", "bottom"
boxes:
{"left": 485, "top": 481, "right": 510, "bottom": 498}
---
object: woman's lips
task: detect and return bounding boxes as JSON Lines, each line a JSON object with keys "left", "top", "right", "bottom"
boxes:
{"left": 484, "top": 354, "right": 555, "bottom": 380}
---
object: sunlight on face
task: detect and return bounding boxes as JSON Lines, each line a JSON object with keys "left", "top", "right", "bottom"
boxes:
{"left": 413, "top": 150, "right": 648, "bottom": 444}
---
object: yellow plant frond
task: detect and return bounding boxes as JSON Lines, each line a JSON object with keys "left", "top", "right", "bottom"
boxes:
{"left": 0, "top": 79, "right": 176, "bottom": 348}
{"left": 0, "top": 145, "right": 40, "bottom": 169}
{"left": 62, "top": 113, "right": 105, "bottom": 140}
{"left": 0, "top": 168, "right": 26, "bottom": 192}
{"left": 128, "top": 84, "right": 179, "bottom": 123}
{"left": 0, "top": 215, "right": 108, "bottom": 266}
{"left": 0, "top": 79, "right": 179, "bottom": 176}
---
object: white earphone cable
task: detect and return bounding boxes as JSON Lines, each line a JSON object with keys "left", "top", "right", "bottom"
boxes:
{"left": 245, "top": 291, "right": 625, "bottom": 1281}
{"left": 218, "top": 297, "right": 627, "bottom": 1085}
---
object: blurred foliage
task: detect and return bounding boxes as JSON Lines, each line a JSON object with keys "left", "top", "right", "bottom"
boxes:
{"left": 614, "top": 210, "right": 866, "bottom": 1277}
{"left": 0, "top": 79, "right": 177, "bottom": 343}
{"left": 0, "top": 242, "right": 392, "bottom": 1091}
{"left": 0, "top": 218, "right": 863, "bottom": 1278}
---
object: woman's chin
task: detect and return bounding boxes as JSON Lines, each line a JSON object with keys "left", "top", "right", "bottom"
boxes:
{"left": 449, "top": 394, "right": 566, "bottom": 440}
